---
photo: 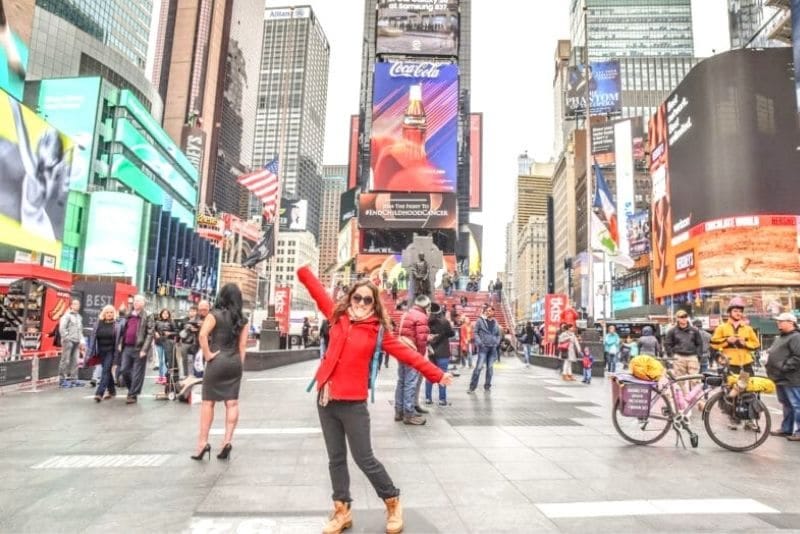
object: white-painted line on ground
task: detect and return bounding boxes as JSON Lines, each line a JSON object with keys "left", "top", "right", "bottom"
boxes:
{"left": 82, "top": 394, "right": 156, "bottom": 400}
{"left": 247, "top": 377, "right": 310, "bottom": 382}
{"left": 32, "top": 454, "right": 171, "bottom": 469}
{"left": 209, "top": 427, "right": 321, "bottom": 436}
{"left": 548, "top": 397, "right": 588, "bottom": 403}
{"left": 536, "top": 498, "right": 780, "bottom": 519}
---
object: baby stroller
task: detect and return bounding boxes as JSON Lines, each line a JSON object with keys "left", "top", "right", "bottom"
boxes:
{"left": 155, "top": 341, "right": 182, "bottom": 401}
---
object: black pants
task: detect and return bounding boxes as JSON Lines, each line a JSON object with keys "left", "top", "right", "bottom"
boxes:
{"left": 317, "top": 400, "right": 399, "bottom": 502}
{"left": 729, "top": 363, "right": 755, "bottom": 375}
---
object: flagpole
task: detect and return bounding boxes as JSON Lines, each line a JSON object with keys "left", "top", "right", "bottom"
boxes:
{"left": 583, "top": 5, "right": 594, "bottom": 322}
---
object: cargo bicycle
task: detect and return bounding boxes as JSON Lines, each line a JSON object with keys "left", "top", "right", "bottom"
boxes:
{"left": 611, "top": 357, "right": 772, "bottom": 452}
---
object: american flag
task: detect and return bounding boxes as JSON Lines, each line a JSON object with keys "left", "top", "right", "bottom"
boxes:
{"left": 238, "top": 158, "right": 280, "bottom": 219}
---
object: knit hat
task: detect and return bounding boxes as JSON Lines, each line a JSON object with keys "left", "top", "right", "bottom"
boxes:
{"left": 414, "top": 294, "right": 431, "bottom": 310}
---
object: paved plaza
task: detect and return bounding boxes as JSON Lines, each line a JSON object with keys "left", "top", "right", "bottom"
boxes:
{"left": 1, "top": 356, "right": 799, "bottom": 533}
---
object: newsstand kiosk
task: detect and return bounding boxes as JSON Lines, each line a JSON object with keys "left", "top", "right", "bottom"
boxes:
{"left": 0, "top": 263, "right": 73, "bottom": 387}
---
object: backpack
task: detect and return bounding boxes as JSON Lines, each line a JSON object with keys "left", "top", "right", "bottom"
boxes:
{"left": 49, "top": 323, "right": 62, "bottom": 348}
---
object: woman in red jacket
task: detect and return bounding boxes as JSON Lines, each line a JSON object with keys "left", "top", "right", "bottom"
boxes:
{"left": 298, "top": 266, "right": 452, "bottom": 534}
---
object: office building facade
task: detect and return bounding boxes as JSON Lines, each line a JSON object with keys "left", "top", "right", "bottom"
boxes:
{"left": 251, "top": 5, "right": 330, "bottom": 244}
{"left": 319, "top": 166, "right": 347, "bottom": 286}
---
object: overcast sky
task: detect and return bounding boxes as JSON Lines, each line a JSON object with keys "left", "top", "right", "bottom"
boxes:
{"left": 264, "top": 0, "right": 728, "bottom": 280}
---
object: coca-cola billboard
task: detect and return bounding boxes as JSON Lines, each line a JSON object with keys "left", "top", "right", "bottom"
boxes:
{"left": 370, "top": 60, "right": 458, "bottom": 193}
{"left": 376, "top": 0, "right": 459, "bottom": 57}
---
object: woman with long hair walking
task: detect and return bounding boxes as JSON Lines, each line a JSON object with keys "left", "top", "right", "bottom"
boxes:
{"left": 298, "top": 265, "right": 452, "bottom": 534}
{"left": 192, "top": 283, "right": 249, "bottom": 461}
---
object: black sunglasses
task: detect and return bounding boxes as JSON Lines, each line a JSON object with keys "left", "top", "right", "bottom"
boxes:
{"left": 351, "top": 294, "right": 374, "bottom": 306}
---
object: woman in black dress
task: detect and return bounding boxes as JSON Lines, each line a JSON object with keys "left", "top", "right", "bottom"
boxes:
{"left": 192, "top": 284, "right": 249, "bottom": 460}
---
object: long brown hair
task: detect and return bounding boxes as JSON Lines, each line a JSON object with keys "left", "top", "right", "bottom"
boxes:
{"left": 331, "top": 279, "right": 391, "bottom": 329}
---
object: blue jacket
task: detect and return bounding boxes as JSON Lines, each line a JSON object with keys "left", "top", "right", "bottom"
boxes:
{"left": 474, "top": 316, "right": 501, "bottom": 349}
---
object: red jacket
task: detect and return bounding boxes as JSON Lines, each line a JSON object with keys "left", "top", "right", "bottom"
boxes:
{"left": 397, "top": 305, "right": 430, "bottom": 354}
{"left": 298, "top": 267, "right": 444, "bottom": 401}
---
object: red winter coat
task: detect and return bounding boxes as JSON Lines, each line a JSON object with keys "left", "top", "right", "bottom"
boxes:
{"left": 298, "top": 267, "right": 444, "bottom": 401}
{"left": 396, "top": 305, "right": 430, "bottom": 355}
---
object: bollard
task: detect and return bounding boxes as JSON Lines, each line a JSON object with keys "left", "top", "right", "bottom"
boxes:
{"left": 31, "top": 354, "right": 39, "bottom": 393}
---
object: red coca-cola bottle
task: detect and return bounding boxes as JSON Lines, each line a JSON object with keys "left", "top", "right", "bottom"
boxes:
{"left": 402, "top": 83, "right": 427, "bottom": 161}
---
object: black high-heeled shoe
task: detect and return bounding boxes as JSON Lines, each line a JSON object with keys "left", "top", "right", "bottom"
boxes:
{"left": 191, "top": 444, "right": 211, "bottom": 460}
{"left": 216, "top": 443, "right": 232, "bottom": 460}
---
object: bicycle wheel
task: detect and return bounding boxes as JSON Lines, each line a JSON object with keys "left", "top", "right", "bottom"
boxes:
{"left": 612, "top": 388, "right": 673, "bottom": 445}
{"left": 703, "top": 391, "right": 771, "bottom": 452}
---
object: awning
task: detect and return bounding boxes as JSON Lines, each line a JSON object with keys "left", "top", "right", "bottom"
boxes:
{"left": 0, "top": 276, "right": 71, "bottom": 293}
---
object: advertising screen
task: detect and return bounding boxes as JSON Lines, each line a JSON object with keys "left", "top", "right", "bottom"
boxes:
{"left": 83, "top": 192, "right": 144, "bottom": 280}
{"left": 627, "top": 210, "right": 651, "bottom": 258}
{"left": 376, "top": 0, "right": 459, "bottom": 57}
{"left": 274, "top": 286, "right": 291, "bottom": 334}
{"left": 565, "top": 60, "right": 621, "bottom": 117}
{"left": 0, "top": 93, "right": 73, "bottom": 258}
{"left": 37, "top": 77, "right": 102, "bottom": 193}
{"left": 0, "top": 24, "right": 27, "bottom": 100}
{"left": 347, "top": 115, "right": 359, "bottom": 189}
{"left": 370, "top": 61, "right": 458, "bottom": 193}
{"left": 279, "top": 198, "right": 308, "bottom": 231}
{"left": 339, "top": 188, "right": 357, "bottom": 231}
{"left": 649, "top": 48, "right": 800, "bottom": 298}
{"left": 793, "top": 0, "right": 800, "bottom": 113}
{"left": 358, "top": 192, "right": 456, "bottom": 229}
{"left": 592, "top": 116, "right": 645, "bottom": 168}
{"left": 612, "top": 285, "right": 645, "bottom": 312}
{"left": 469, "top": 113, "right": 482, "bottom": 210}
{"left": 544, "top": 294, "right": 568, "bottom": 346}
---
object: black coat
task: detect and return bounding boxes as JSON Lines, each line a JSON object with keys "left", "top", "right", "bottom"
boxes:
{"left": 428, "top": 314, "right": 454, "bottom": 359}
{"left": 766, "top": 330, "right": 800, "bottom": 386}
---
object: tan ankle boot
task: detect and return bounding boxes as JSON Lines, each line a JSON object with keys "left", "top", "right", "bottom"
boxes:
{"left": 384, "top": 496, "right": 403, "bottom": 534}
{"left": 322, "top": 500, "right": 352, "bottom": 534}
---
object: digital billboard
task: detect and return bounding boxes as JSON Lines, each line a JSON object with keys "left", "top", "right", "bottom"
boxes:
{"left": 279, "top": 198, "right": 308, "bottom": 231}
{"left": 591, "top": 116, "right": 645, "bottom": 168}
{"left": 0, "top": 20, "right": 27, "bottom": 100}
{"left": 565, "top": 60, "right": 621, "bottom": 117}
{"left": 347, "top": 115, "right": 359, "bottom": 189}
{"left": 612, "top": 285, "right": 645, "bottom": 312}
{"left": 358, "top": 192, "right": 456, "bottom": 229}
{"left": 649, "top": 48, "right": 800, "bottom": 299}
{"left": 339, "top": 188, "right": 357, "bottom": 231}
{"left": 83, "top": 192, "right": 144, "bottom": 280}
{"left": 469, "top": 113, "right": 482, "bottom": 210}
{"left": 37, "top": 77, "right": 102, "bottom": 193}
{"left": 0, "top": 93, "right": 73, "bottom": 259}
{"left": 627, "top": 210, "right": 651, "bottom": 258}
{"left": 370, "top": 61, "right": 458, "bottom": 193}
{"left": 376, "top": 0, "right": 459, "bottom": 57}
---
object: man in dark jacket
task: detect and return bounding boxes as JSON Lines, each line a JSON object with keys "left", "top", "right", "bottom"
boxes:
{"left": 664, "top": 310, "right": 703, "bottom": 394}
{"left": 394, "top": 295, "right": 430, "bottom": 425}
{"left": 117, "top": 294, "right": 155, "bottom": 404}
{"left": 468, "top": 305, "right": 501, "bottom": 393}
{"left": 425, "top": 303, "right": 454, "bottom": 406}
{"left": 766, "top": 313, "right": 800, "bottom": 441}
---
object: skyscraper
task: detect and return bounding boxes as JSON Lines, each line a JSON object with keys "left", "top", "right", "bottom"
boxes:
{"left": 214, "top": 0, "right": 264, "bottom": 218}
{"left": 251, "top": 5, "right": 330, "bottom": 243}
{"left": 156, "top": 0, "right": 233, "bottom": 209}
{"left": 728, "top": 0, "right": 791, "bottom": 49}
{"left": 319, "top": 166, "right": 347, "bottom": 286}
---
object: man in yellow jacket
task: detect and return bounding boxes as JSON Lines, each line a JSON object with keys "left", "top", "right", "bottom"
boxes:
{"left": 711, "top": 297, "right": 760, "bottom": 374}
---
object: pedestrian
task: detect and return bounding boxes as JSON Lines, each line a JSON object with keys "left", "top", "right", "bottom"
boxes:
{"left": 118, "top": 295, "right": 155, "bottom": 404}
{"left": 487, "top": 280, "right": 495, "bottom": 293}
{"left": 603, "top": 324, "right": 621, "bottom": 374}
{"left": 521, "top": 321, "right": 536, "bottom": 367}
{"left": 394, "top": 294, "right": 432, "bottom": 425}
{"left": 177, "top": 305, "right": 200, "bottom": 378}
{"left": 112, "top": 305, "right": 128, "bottom": 386}
{"left": 192, "top": 283, "right": 249, "bottom": 461}
{"left": 442, "top": 271, "right": 452, "bottom": 297}
{"left": 381, "top": 270, "right": 389, "bottom": 290}
{"left": 154, "top": 308, "right": 177, "bottom": 385}
{"left": 664, "top": 310, "right": 704, "bottom": 396}
{"left": 319, "top": 318, "right": 330, "bottom": 360}
{"left": 58, "top": 299, "right": 84, "bottom": 387}
{"left": 637, "top": 326, "right": 661, "bottom": 358}
{"left": 296, "top": 265, "right": 452, "bottom": 534}
{"left": 581, "top": 346, "right": 594, "bottom": 384}
{"left": 390, "top": 280, "right": 398, "bottom": 301}
{"left": 494, "top": 279, "right": 503, "bottom": 302}
{"left": 86, "top": 305, "right": 120, "bottom": 401}
{"left": 460, "top": 294, "right": 468, "bottom": 307}
{"left": 711, "top": 296, "right": 760, "bottom": 375}
{"left": 557, "top": 323, "right": 581, "bottom": 381}
{"left": 693, "top": 319, "right": 712, "bottom": 373}
{"left": 765, "top": 313, "right": 800, "bottom": 441}
{"left": 459, "top": 316, "right": 473, "bottom": 368}
{"left": 621, "top": 335, "right": 638, "bottom": 369}
{"left": 426, "top": 303, "right": 454, "bottom": 406}
{"left": 302, "top": 317, "right": 311, "bottom": 348}
{"left": 468, "top": 305, "right": 501, "bottom": 393}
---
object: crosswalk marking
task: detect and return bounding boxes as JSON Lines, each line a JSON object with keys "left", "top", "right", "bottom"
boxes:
{"left": 536, "top": 498, "right": 780, "bottom": 519}
{"left": 209, "top": 427, "right": 320, "bottom": 436}
{"left": 32, "top": 454, "right": 171, "bottom": 469}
